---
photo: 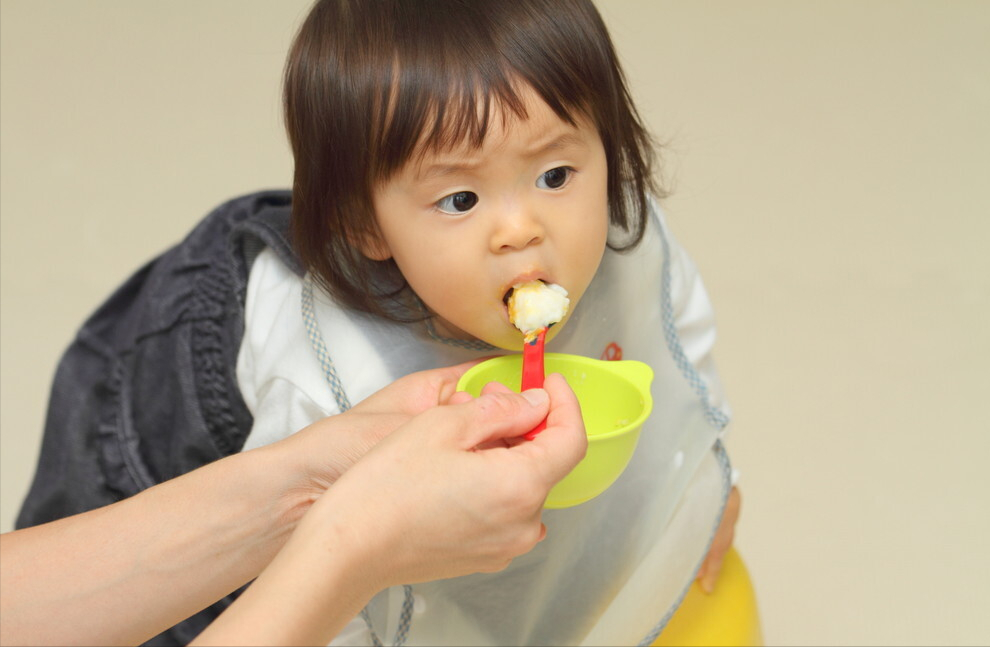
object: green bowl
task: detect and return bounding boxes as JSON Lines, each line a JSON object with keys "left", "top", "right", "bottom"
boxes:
{"left": 456, "top": 353, "right": 654, "bottom": 508}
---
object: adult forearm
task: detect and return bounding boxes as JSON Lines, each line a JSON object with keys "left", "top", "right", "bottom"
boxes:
{"left": 0, "top": 445, "right": 303, "bottom": 646}
{"left": 190, "top": 517, "right": 378, "bottom": 646}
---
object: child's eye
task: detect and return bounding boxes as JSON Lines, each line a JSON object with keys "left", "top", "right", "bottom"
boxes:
{"left": 536, "top": 166, "right": 573, "bottom": 190}
{"left": 435, "top": 191, "right": 479, "bottom": 214}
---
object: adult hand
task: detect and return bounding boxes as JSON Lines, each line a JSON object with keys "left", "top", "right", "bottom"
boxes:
{"left": 0, "top": 364, "right": 584, "bottom": 647}
{"left": 193, "top": 373, "right": 587, "bottom": 645}
{"left": 264, "top": 360, "right": 483, "bottom": 521}
{"left": 323, "top": 372, "right": 588, "bottom": 585}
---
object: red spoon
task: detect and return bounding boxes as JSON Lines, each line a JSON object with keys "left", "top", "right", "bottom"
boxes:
{"left": 520, "top": 328, "right": 547, "bottom": 440}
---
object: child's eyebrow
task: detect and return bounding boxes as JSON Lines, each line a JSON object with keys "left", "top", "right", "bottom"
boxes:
{"left": 416, "top": 132, "right": 590, "bottom": 181}
{"left": 525, "top": 132, "right": 589, "bottom": 158}
{"left": 416, "top": 160, "right": 482, "bottom": 182}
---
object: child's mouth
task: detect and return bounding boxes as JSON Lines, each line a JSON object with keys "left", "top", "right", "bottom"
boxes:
{"left": 502, "top": 279, "right": 547, "bottom": 309}
{"left": 504, "top": 279, "right": 570, "bottom": 337}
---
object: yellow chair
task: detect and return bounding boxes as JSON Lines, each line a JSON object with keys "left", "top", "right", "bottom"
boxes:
{"left": 652, "top": 548, "right": 763, "bottom": 647}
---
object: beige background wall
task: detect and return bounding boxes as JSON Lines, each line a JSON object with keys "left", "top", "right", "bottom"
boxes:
{"left": 2, "top": 1, "right": 988, "bottom": 644}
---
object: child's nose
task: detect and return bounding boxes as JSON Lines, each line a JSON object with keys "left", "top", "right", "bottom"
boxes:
{"left": 489, "top": 205, "right": 545, "bottom": 253}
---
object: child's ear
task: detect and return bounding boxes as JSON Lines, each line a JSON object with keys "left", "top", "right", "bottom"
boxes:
{"left": 355, "top": 230, "right": 392, "bottom": 261}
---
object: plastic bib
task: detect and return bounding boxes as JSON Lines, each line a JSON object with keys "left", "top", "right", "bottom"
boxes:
{"left": 240, "top": 206, "right": 733, "bottom": 646}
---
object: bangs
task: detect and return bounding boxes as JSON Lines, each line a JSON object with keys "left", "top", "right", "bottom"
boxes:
{"left": 365, "top": 0, "right": 603, "bottom": 181}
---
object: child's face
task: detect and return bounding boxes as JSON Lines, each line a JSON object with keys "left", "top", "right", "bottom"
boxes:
{"left": 369, "top": 86, "right": 609, "bottom": 350}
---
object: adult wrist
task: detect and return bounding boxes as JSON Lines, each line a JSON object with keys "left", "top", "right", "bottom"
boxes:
{"left": 190, "top": 493, "right": 386, "bottom": 646}
{"left": 259, "top": 410, "right": 380, "bottom": 531}
{"left": 253, "top": 415, "right": 352, "bottom": 533}
{"left": 246, "top": 440, "right": 317, "bottom": 537}
{"left": 291, "top": 486, "right": 395, "bottom": 596}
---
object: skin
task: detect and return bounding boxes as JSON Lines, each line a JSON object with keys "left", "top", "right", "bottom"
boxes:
{"left": 698, "top": 486, "right": 742, "bottom": 594}
{"left": 367, "top": 84, "right": 609, "bottom": 351}
{"left": 0, "top": 366, "right": 587, "bottom": 647}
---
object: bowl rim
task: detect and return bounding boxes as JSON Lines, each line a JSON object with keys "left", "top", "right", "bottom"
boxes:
{"left": 456, "top": 353, "right": 654, "bottom": 441}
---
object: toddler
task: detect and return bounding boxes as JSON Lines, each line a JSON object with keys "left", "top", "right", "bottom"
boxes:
{"left": 18, "top": 1, "right": 738, "bottom": 645}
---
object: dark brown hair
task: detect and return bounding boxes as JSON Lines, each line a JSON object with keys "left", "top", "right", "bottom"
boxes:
{"left": 284, "top": 0, "right": 661, "bottom": 321}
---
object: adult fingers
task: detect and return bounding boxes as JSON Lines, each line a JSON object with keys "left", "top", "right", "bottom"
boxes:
{"left": 439, "top": 389, "right": 551, "bottom": 450}
{"left": 542, "top": 373, "right": 584, "bottom": 431}
{"left": 355, "top": 359, "right": 484, "bottom": 415}
{"left": 471, "top": 381, "right": 536, "bottom": 449}
{"left": 447, "top": 390, "right": 474, "bottom": 405}
{"left": 445, "top": 379, "right": 511, "bottom": 410}
{"left": 521, "top": 373, "right": 588, "bottom": 483}
{"left": 480, "top": 380, "right": 513, "bottom": 395}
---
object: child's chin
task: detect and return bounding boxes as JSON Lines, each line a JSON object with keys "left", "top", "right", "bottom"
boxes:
{"left": 489, "top": 339, "right": 525, "bottom": 352}
{"left": 484, "top": 324, "right": 567, "bottom": 352}
{"left": 470, "top": 328, "right": 524, "bottom": 352}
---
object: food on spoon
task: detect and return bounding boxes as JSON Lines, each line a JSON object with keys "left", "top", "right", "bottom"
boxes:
{"left": 507, "top": 280, "right": 570, "bottom": 343}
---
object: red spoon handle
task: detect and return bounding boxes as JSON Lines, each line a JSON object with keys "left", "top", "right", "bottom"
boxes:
{"left": 521, "top": 329, "right": 546, "bottom": 390}
{"left": 521, "top": 329, "right": 547, "bottom": 440}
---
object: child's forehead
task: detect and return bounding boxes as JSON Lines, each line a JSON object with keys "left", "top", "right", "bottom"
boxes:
{"left": 411, "top": 128, "right": 592, "bottom": 173}
{"left": 372, "top": 74, "right": 599, "bottom": 185}
{"left": 404, "top": 87, "right": 592, "bottom": 166}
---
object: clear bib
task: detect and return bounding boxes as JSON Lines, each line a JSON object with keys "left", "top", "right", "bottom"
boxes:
{"left": 243, "top": 206, "right": 732, "bottom": 646}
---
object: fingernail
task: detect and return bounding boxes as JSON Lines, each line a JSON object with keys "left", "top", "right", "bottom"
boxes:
{"left": 521, "top": 389, "right": 548, "bottom": 406}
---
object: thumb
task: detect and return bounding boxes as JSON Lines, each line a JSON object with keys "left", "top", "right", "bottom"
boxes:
{"left": 514, "top": 373, "right": 588, "bottom": 483}
{"left": 454, "top": 389, "right": 550, "bottom": 449}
